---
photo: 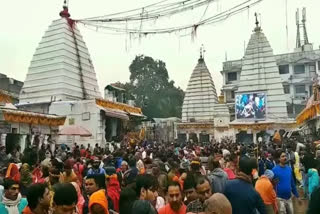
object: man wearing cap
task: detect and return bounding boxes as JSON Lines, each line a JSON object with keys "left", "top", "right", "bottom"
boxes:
{"left": 255, "top": 169, "right": 278, "bottom": 214}
{"left": 190, "top": 157, "right": 203, "bottom": 176}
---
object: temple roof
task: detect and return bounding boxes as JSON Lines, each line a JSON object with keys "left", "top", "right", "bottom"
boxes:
{"left": 182, "top": 57, "right": 218, "bottom": 122}
{"left": 19, "top": 5, "right": 101, "bottom": 104}
{"left": 237, "top": 23, "right": 288, "bottom": 121}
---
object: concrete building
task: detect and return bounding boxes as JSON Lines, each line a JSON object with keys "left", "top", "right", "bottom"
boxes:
{"left": 104, "top": 83, "right": 136, "bottom": 106}
{"left": 177, "top": 53, "right": 231, "bottom": 143}
{"left": 0, "top": 73, "right": 23, "bottom": 104}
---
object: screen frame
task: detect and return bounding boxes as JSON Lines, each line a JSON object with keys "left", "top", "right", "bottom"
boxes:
{"left": 235, "top": 92, "right": 267, "bottom": 121}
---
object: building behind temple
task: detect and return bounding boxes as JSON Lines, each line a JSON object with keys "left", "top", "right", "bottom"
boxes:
{"left": 0, "top": 73, "right": 23, "bottom": 104}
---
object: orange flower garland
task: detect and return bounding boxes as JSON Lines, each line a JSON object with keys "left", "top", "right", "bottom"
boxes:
{"left": 2, "top": 110, "right": 66, "bottom": 126}
{"left": 96, "top": 98, "right": 142, "bottom": 115}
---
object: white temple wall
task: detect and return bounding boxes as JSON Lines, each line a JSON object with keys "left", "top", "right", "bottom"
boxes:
{"left": 214, "top": 129, "right": 235, "bottom": 143}
{"left": 49, "top": 100, "right": 105, "bottom": 147}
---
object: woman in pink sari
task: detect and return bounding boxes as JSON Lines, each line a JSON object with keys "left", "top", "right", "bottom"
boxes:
{"left": 71, "top": 182, "right": 85, "bottom": 214}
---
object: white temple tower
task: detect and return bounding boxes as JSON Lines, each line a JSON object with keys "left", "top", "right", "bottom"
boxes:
{"left": 178, "top": 52, "right": 231, "bottom": 143}
{"left": 182, "top": 55, "right": 218, "bottom": 122}
{"left": 20, "top": 4, "right": 101, "bottom": 104}
{"left": 230, "top": 15, "right": 295, "bottom": 144}
{"left": 236, "top": 18, "right": 288, "bottom": 121}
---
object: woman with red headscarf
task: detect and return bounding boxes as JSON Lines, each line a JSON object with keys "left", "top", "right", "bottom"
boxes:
{"left": 5, "top": 163, "right": 20, "bottom": 182}
{"left": 106, "top": 174, "right": 121, "bottom": 212}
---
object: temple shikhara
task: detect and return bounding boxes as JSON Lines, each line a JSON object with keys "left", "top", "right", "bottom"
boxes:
{"left": 19, "top": 5, "right": 101, "bottom": 104}
{"left": 1, "top": 3, "right": 144, "bottom": 149}
{"left": 228, "top": 15, "right": 296, "bottom": 143}
{"left": 177, "top": 49, "right": 231, "bottom": 143}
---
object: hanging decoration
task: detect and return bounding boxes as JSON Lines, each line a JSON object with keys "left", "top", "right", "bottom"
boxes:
{"left": 76, "top": 0, "right": 263, "bottom": 36}
{"left": 0, "top": 90, "right": 13, "bottom": 104}
{"left": 296, "top": 103, "right": 320, "bottom": 125}
{"left": 2, "top": 110, "right": 66, "bottom": 126}
{"left": 177, "top": 123, "right": 214, "bottom": 129}
{"left": 296, "top": 80, "right": 320, "bottom": 125}
{"left": 96, "top": 98, "right": 143, "bottom": 115}
{"left": 230, "top": 122, "right": 297, "bottom": 131}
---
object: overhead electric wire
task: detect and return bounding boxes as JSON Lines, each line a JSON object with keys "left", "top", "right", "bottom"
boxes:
{"left": 78, "top": 0, "right": 215, "bottom": 23}
{"left": 78, "top": 0, "right": 263, "bottom": 35}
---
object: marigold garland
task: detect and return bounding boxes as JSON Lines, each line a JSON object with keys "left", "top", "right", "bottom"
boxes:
{"left": 296, "top": 103, "right": 320, "bottom": 125}
{"left": 96, "top": 98, "right": 142, "bottom": 115}
{"left": 2, "top": 110, "right": 66, "bottom": 126}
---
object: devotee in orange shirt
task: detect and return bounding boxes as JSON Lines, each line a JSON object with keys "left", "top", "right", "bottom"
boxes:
{"left": 158, "top": 181, "right": 187, "bottom": 214}
{"left": 255, "top": 169, "right": 278, "bottom": 214}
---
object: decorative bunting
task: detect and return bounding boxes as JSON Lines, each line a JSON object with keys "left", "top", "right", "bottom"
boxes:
{"left": 230, "top": 122, "right": 297, "bottom": 131}
{"left": 2, "top": 110, "right": 66, "bottom": 126}
{"left": 96, "top": 98, "right": 142, "bottom": 115}
{"left": 0, "top": 91, "right": 12, "bottom": 104}
{"left": 177, "top": 123, "right": 214, "bottom": 129}
{"left": 296, "top": 103, "right": 320, "bottom": 125}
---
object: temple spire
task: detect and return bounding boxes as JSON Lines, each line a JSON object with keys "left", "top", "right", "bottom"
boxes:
{"left": 199, "top": 44, "right": 205, "bottom": 62}
{"left": 60, "top": 0, "right": 70, "bottom": 18}
{"left": 254, "top": 12, "right": 261, "bottom": 32}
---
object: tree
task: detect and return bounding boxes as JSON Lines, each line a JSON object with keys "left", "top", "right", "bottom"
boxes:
{"left": 126, "top": 55, "right": 184, "bottom": 118}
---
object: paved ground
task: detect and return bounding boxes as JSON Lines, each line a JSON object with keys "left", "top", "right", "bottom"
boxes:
{"left": 293, "top": 187, "right": 308, "bottom": 214}
{"left": 293, "top": 198, "right": 308, "bottom": 214}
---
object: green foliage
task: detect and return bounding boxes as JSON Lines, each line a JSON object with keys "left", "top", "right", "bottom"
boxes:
{"left": 126, "top": 55, "right": 184, "bottom": 118}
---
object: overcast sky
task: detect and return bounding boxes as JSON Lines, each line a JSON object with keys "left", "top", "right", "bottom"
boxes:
{"left": 1, "top": 0, "right": 319, "bottom": 94}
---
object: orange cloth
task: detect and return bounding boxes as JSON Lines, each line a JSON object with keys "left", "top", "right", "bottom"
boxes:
{"left": 6, "top": 163, "right": 20, "bottom": 182}
{"left": 172, "top": 176, "right": 184, "bottom": 191}
{"left": 158, "top": 204, "right": 187, "bottom": 214}
{"left": 255, "top": 176, "right": 278, "bottom": 212}
{"left": 22, "top": 206, "right": 32, "bottom": 214}
{"left": 273, "top": 131, "right": 281, "bottom": 143}
{"left": 89, "top": 189, "right": 109, "bottom": 214}
{"left": 59, "top": 171, "right": 79, "bottom": 184}
{"left": 139, "top": 168, "right": 146, "bottom": 175}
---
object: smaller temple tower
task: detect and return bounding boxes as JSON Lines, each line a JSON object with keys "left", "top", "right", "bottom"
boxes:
{"left": 177, "top": 47, "right": 231, "bottom": 143}
{"left": 182, "top": 46, "right": 218, "bottom": 122}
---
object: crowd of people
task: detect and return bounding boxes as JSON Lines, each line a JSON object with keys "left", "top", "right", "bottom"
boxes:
{"left": 0, "top": 137, "right": 319, "bottom": 214}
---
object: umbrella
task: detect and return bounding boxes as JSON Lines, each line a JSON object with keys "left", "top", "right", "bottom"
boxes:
{"left": 59, "top": 125, "right": 92, "bottom": 137}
